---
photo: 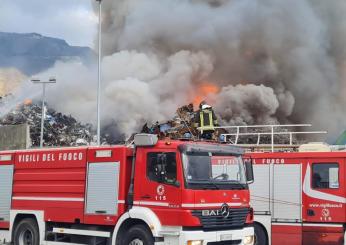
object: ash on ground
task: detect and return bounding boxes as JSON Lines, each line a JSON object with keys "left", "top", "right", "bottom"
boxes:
{"left": 0, "top": 102, "right": 95, "bottom": 147}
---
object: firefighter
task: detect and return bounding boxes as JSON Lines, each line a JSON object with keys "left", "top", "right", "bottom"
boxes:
{"left": 194, "top": 101, "right": 218, "bottom": 140}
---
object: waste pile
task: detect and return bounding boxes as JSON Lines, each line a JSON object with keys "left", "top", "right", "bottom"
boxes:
{"left": 141, "top": 103, "right": 200, "bottom": 140}
{"left": 0, "top": 97, "right": 298, "bottom": 148}
{"left": 142, "top": 103, "right": 298, "bottom": 145}
{"left": 0, "top": 101, "right": 94, "bottom": 147}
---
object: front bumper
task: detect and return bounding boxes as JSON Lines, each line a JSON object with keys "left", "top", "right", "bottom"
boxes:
{"left": 159, "top": 226, "right": 254, "bottom": 245}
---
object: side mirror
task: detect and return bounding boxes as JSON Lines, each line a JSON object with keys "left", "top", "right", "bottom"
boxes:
{"left": 174, "top": 180, "right": 181, "bottom": 187}
{"left": 245, "top": 160, "right": 254, "bottom": 184}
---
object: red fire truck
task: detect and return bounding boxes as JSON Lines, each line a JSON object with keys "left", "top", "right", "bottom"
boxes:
{"left": 245, "top": 143, "right": 346, "bottom": 245}
{"left": 0, "top": 134, "right": 255, "bottom": 245}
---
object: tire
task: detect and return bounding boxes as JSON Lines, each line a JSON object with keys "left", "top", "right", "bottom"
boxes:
{"left": 13, "top": 218, "right": 40, "bottom": 245}
{"left": 122, "top": 224, "right": 154, "bottom": 245}
{"left": 254, "top": 223, "right": 268, "bottom": 245}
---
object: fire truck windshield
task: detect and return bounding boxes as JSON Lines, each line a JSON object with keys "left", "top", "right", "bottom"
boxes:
{"left": 181, "top": 152, "right": 247, "bottom": 190}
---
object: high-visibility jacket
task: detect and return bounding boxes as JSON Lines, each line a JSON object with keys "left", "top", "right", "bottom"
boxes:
{"left": 194, "top": 109, "right": 218, "bottom": 133}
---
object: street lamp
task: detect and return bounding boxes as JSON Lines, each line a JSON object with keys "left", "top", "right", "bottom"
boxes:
{"left": 31, "top": 77, "right": 56, "bottom": 148}
{"left": 96, "top": 0, "right": 102, "bottom": 146}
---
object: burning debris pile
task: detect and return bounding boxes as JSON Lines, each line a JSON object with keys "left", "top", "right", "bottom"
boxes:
{"left": 0, "top": 97, "right": 300, "bottom": 148}
{"left": 143, "top": 103, "right": 298, "bottom": 145}
{"left": 0, "top": 101, "right": 94, "bottom": 147}
{"left": 141, "top": 103, "right": 198, "bottom": 139}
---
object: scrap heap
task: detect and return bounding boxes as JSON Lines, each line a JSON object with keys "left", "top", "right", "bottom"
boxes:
{"left": 167, "top": 103, "right": 199, "bottom": 139}
{"left": 0, "top": 102, "right": 94, "bottom": 147}
{"left": 142, "top": 103, "right": 223, "bottom": 140}
{"left": 142, "top": 103, "right": 298, "bottom": 145}
{"left": 0, "top": 97, "right": 299, "bottom": 147}
{"left": 141, "top": 103, "right": 198, "bottom": 140}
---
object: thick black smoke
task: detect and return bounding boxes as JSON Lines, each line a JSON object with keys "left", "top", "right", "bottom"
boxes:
{"left": 94, "top": 0, "right": 346, "bottom": 140}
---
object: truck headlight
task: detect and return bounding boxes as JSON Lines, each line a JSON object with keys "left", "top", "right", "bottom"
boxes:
{"left": 243, "top": 235, "right": 254, "bottom": 245}
{"left": 187, "top": 240, "right": 203, "bottom": 245}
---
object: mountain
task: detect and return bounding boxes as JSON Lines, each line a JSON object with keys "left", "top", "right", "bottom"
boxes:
{"left": 0, "top": 32, "right": 95, "bottom": 75}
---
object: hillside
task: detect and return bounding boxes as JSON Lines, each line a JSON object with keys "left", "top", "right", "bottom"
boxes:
{"left": 0, "top": 32, "right": 94, "bottom": 75}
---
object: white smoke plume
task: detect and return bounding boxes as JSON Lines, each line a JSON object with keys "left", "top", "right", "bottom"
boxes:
{"left": 0, "top": 68, "right": 29, "bottom": 116}
{"left": 8, "top": 0, "right": 346, "bottom": 141}
{"left": 12, "top": 50, "right": 213, "bottom": 136}
{"left": 0, "top": 68, "right": 26, "bottom": 96}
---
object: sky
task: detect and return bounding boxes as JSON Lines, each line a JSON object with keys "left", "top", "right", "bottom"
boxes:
{"left": 0, "top": 0, "right": 97, "bottom": 48}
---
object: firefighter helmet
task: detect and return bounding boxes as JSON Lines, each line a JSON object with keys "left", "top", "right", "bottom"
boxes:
{"left": 199, "top": 101, "right": 212, "bottom": 110}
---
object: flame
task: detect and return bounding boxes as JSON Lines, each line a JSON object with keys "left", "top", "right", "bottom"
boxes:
{"left": 193, "top": 83, "right": 220, "bottom": 107}
{"left": 23, "top": 99, "right": 33, "bottom": 106}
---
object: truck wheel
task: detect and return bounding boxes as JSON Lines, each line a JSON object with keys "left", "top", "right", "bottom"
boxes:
{"left": 13, "top": 218, "right": 40, "bottom": 245}
{"left": 122, "top": 224, "right": 154, "bottom": 245}
{"left": 254, "top": 223, "right": 268, "bottom": 245}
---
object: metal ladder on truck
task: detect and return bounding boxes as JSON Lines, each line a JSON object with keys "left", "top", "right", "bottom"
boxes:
{"left": 216, "top": 123, "right": 328, "bottom": 152}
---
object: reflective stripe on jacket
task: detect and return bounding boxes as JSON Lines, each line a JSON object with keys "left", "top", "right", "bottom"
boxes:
{"left": 199, "top": 109, "right": 215, "bottom": 132}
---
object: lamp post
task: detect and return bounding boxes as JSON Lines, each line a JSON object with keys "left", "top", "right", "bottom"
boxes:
{"left": 31, "top": 78, "right": 56, "bottom": 148}
{"left": 96, "top": 0, "right": 102, "bottom": 146}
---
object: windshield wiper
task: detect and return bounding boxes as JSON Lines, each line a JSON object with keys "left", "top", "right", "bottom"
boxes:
{"left": 203, "top": 182, "right": 220, "bottom": 190}
{"left": 187, "top": 180, "right": 248, "bottom": 190}
{"left": 213, "top": 173, "right": 229, "bottom": 181}
{"left": 216, "top": 182, "right": 247, "bottom": 190}
{"left": 187, "top": 180, "right": 220, "bottom": 190}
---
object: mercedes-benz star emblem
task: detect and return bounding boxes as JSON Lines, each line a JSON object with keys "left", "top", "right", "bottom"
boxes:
{"left": 220, "top": 203, "right": 230, "bottom": 218}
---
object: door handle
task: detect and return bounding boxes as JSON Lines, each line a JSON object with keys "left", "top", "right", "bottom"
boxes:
{"left": 141, "top": 195, "right": 151, "bottom": 199}
{"left": 307, "top": 209, "right": 315, "bottom": 216}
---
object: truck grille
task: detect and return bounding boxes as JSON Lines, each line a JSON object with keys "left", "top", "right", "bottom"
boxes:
{"left": 191, "top": 208, "right": 249, "bottom": 230}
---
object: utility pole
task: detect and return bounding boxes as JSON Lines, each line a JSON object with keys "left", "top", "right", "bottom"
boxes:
{"left": 31, "top": 78, "right": 56, "bottom": 148}
{"left": 96, "top": 0, "right": 102, "bottom": 145}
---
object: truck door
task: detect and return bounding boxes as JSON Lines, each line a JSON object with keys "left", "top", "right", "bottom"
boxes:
{"left": 302, "top": 158, "right": 345, "bottom": 244}
{"left": 84, "top": 161, "right": 120, "bottom": 224}
{"left": 0, "top": 164, "right": 14, "bottom": 227}
{"left": 272, "top": 162, "right": 302, "bottom": 245}
{"left": 134, "top": 149, "right": 182, "bottom": 226}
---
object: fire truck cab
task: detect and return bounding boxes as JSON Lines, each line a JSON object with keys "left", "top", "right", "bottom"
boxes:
{"left": 0, "top": 134, "right": 254, "bottom": 245}
{"left": 246, "top": 143, "right": 346, "bottom": 245}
